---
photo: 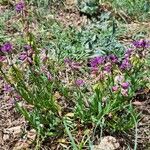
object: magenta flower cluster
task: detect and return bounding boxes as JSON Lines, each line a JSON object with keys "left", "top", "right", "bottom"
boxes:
{"left": 19, "top": 45, "right": 33, "bottom": 64}
{"left": 15, "top": 1, "right": 24, "bottom": 12}
{"left": 0, "top": 42, "right": 13, "bottom": 53}
{"left": 112, "top": 81, "right": 130, "bottom": 96}
{"left": 132, "top": 39, "right": 150, "bottom": 48}
{"left": 75, "top": 79, "right": 85, "bottom": 86}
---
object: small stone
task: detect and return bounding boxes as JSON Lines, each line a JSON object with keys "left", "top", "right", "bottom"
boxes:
{"left": 5, "top": 126, "right": 21, "bottom": 138}
{"left": 3, "top": 134, "right": 9, "bottom": 141}
{"left": 93, "top": 136, "right": 120, "bottom": 150}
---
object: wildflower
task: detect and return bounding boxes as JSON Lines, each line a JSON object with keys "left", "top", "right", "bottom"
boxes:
{"left": 3, "top": 84, "right": 13, "bottom": 93}
{"left": 120, "top": 58, "right": 131, "bottom": 70}
{"left": 132, "top": 39, "right": 150, "bottom": 48}
{"left": 8, "top": 98, "right": 15, "bottom": 105}
{"left": 124, "top": 49, "right": 132, "bottom": 58}
{"left": 104, "top": 63, "right": 112, "bottom": 73}
{"left": 23, "top": 45, "right": 31, "bottom": 51}
{"left": 15, "top": 1, "right": 24, "bottom": 12}
{"left": 15, "top": 94, "right": 22, "bottom": 100}
{"left": 0, "top": 56, "right": 6, "bottom": 62}
{"left": 19, "top": 51, "right": 32, "bottom": 64}
{"left": 121, "top": 82, "right": 130, "bottom": 89}
{"left": 112, "top": 86, "right": 119, "bottom": 92}
{"left": 75, "top": 79, "right": 85, "bottom": 86}
{"left": 108, "top": 54, "right": 118, "bottom": 63}
{"left": 19, "top": 52, "right": 27, "bottom": 61}
{"left": 90, "top": 56, "right": 105, "bottom": 68}
{"left": 1, "top": 42, "right": 13, "bottom": 53}
{"left": 91, "top": 67, "right": 99, "bottom": 74}
{"left": 46, "top": 72, "right": 52, "bottom": 81}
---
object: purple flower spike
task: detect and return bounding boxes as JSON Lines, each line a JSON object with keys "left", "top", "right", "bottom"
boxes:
{"left": 108, "top": 54, "right": 118, "bottom": 63}
{"left": 104, "top": 63, "right": 112, "bottom": 73}
{"left": 24, "top": 45, "right": 31, "bottom": 51}
{"left": 3, "top": 84, "right": 13, "bottom": 93}
{"left": 0, "top": 56, "right": 6, "bottom": 62}
{"left": 132, "top": 39, "right": 150, "bottom": 48}
{"left": 1, "top": 42, "right": 13, "bottom": 53}
{"left": 112, "top": 86, "right": 118, "bottom": 92}
{"left": 120, "top": 58, "right": 131, "bottom": 70}
{"left": 19, "top": 52, "right": 27, "bottom": 61}
{"left": 46, "top": 72, "right": 52, "bottom": 81}
{"left": 121, "top": 82, "right": 130, "bottom": 89}
{"left": 91, "top": 67, "right": 99, "bottom": 74}
{"left": 15, "top": 1, "right": 24, "bottom": 12}
{"left": 15, "top": 94, "right": 22, "bottom": 100}
{"left": 75, "top": 79, "right": 85, "bottom": 86}
{"left": 124, "top": 49, "right": 132, "bottom": 58}
{"left": 90, "top": 56, "right": 105, "bottom": 68}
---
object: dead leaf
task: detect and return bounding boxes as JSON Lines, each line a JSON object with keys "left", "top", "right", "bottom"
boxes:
{"left": 3, "top": 134, "right": 9, "bottom": 141}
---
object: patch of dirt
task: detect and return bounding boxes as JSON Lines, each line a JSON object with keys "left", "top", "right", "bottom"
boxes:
{"left": 54, "top": 2, "right": 88, "bottom": 29}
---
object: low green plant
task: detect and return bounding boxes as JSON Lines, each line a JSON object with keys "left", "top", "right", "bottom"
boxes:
{"left": 0, "top": 37, "right": 149, "bottom": 149}
{"left": 77, "top": 0, "right": 99, "bottom": 16}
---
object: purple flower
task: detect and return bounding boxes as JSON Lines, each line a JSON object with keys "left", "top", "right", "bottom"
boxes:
{"left": 120, "top": 58, "right": 131, "bottom": 70}
{"left": 15, "top": 94, "right": 22, "bottom": 100}
{"left": 15, "top": 1, "right": 24, "bottom": 12}
{"left": 23, "top": 45, "right": 31, "bottom": 51}
{"left": 124, "top": 49, "right": 132, "bottom": 58}
{"left": 121, "top": 82, "right": 130, "bottom": 89}
{"left": 3, "top": 84, "right": 13, "bottom": 93}
{"left": 46, "top": 72, "right": 52, "bottom": 81}
{"left": 112, "top": 86, "right": 119, "bottom": 92}
{"left": 0, "top": 56, "right": 6, "bottom": 62}
{"left": 1, "top": 42, "right": 13, "bottom": 53}
{"left": 91, "top": 67, "right": 99, "bottom": 74}
{"left": 108, "top": 54, "right": 118, "bottom": 63}
{"left": 132, "top": 39, "right": 150, "bottom": 48}
{"left": 19, "top": 51, "right": 32, "bottom": 64}
{"left": 19, "top": 52, "right": 27, "bottom": 61}
{"left": 104, "top": 63, "right": 112, "bottom": 73}
{"left": 75, "top": 79, "right": 85, "bottom": 86}
{"left": 90, "top": 56, "right": 105, "bottom": 68}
